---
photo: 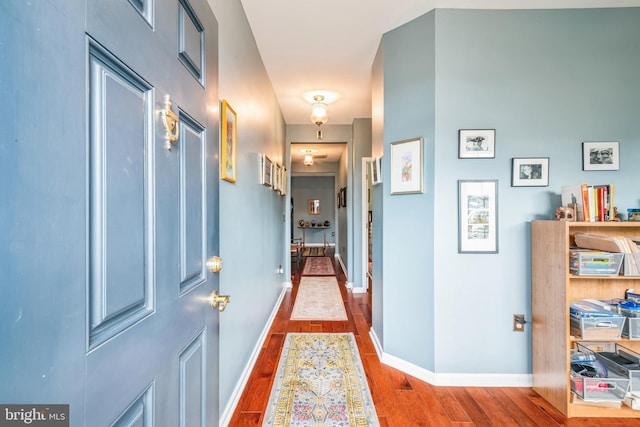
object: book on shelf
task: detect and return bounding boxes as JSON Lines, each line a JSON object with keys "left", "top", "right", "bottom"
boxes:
{"left": 574, "top": 233, "right": 640, "bottom": 253}
{"left": 576, "top": 183, "right": 615, "bottom": 222}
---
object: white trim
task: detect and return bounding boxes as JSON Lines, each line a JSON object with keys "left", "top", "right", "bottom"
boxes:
{"left": 361, "top": 157, "right": 371, "bottom": 292}
{"left": 219, "top": 286, "right": 288, "bottom": 427}
{"left": 335, "top": 253, "right": 352, "bottom": 289}
{"left": 369, "top": 327, "right": 532, "bottom": 388}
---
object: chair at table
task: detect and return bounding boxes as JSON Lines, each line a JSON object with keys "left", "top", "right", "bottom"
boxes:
{"left": 290, "top": 237, "right": 303, "bottom": 268}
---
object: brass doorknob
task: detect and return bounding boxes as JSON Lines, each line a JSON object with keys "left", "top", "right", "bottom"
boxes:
{"left": 206, "top": 256, "right": 222, "bottom": 273}
{"left": 209, "top": 290, "right": 230, "bottom": 312}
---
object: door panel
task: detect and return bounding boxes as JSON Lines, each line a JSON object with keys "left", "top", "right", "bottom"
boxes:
{"left": 87, "top": 38, "right": 155, "bottom": 350}
{"left": 179, "top": 113, "right": 206, "bottom": 292}
{"left": 1, "top": 0, "right": 219, "bottom": 425}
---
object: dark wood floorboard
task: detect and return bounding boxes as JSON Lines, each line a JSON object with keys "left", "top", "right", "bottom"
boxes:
{"left": 228, "top": 252, "right": 640, "bottom": 426}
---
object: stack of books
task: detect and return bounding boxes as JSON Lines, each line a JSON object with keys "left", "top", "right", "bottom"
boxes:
{"left": 561, "top": 184, "right": 615, "bottom": 222}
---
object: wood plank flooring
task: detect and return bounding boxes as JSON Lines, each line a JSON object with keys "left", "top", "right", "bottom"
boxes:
{"left": 228, "top": 255, "right": 640, "bottom": 426}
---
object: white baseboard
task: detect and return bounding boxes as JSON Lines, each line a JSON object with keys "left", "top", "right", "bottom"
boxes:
{"left": 335, "top": 254, "right": 352, "bottom": 289}
{"left": 368, "top": 327, "right": 532, "bottom": 388}
{"left": 219, "top": 286, "right": 288, "bottom": 427}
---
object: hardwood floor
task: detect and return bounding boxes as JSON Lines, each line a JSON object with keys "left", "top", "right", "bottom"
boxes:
{"left": 228, "top": 255, "right": 640, "bottom": 426}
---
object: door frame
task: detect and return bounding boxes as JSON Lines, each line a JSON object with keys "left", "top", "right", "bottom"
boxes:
{"left": 361, "top": 157, "right": 372, "bottom": 291}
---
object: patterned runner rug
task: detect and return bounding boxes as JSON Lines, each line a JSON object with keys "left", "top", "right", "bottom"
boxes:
{"left": 302, "top": 247, "right": 325, "bottom": 257}
{"left": 290, "top": 276, "right": 347, "bottom": 321}
{"left": 301, "top": 256, "right": 336, "bottom": 276}
{"left": 262, "top": 333, "right": 379, "bottom": 427}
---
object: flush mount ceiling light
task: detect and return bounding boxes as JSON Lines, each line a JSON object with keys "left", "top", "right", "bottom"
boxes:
{"left": 302, "top": 149, "right": 316, "bottom": 166}
{"left": 310, "top": 95, "right": 328, "bottom": 126}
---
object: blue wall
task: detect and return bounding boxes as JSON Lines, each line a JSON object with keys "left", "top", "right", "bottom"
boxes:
{"left": 379, "top": 12, "right": 437, "bottom": 370}
{"left": 377, "top": 7, "right": 640, "bottom": 377}
{"left": 209, "top": 0, "right": 288, "bottom": 415}
{"left": 292, "top": 176, "right": 336, "bottom": 246}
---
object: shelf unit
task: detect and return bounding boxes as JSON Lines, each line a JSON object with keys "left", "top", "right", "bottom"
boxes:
{"left": 531, "top": 220, "right": 640, "bottom": 418}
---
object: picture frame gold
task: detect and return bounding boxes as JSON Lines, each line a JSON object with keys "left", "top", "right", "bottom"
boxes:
{"left": 221, "top": 100, "right": 237, "bottom": 183}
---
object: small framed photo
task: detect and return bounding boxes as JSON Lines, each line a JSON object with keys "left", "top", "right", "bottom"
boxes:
{"left": 458, "top": 180, "right": 498, "bottom": 254}
{"left": 511, "top": 157, "right": 549, "bottom": 187}
{"left": 582, "top": 141, "right": 619, "bottom": 171}
{"left": 370, "top": 157, "right": 382, "bottom": 185}
{"left": 273, "top": 163, "right": 281, "bottom": 192}
{"left": 458, "top": 129, "right": 495, "bottom": 159}
{"left": 260, "top": 154, "right": 273, "bottom": 187}
{"left": 280, "top": 167, "right": 287, "bottom": 196}
{"left": 390, "top": 138, "right": 423, "bottom": 195}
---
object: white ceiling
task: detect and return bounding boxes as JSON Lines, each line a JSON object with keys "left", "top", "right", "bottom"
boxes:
{"left": 240, "top": 0, "right": 640, "bottom": 126}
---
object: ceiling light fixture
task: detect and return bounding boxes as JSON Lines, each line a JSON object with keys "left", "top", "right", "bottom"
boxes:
{"left": 310, "top": 95, "right": 328, "bottom": 126}
{"left": 302, "top": 149, "right": 316, "bottom": 166}
{"left": 304, "top": 154, "right": 314, "bottom": 166}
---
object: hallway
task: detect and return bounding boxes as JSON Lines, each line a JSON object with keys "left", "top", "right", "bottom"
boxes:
{"left": 228, "top": 255, "right": 639, "bottom": 426}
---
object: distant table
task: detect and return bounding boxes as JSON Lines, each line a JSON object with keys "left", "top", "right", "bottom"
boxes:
{"left": 298, "top": 226, "right": 330, "bottom": 249}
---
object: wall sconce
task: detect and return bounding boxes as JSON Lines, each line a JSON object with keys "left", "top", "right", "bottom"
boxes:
{"left": 310, "top": 95, "right": 328, "bottom": 126}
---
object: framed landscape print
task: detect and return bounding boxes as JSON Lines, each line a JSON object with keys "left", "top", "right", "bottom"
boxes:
{"left": 458, "top": 180, "right": 498, "bottom": 254}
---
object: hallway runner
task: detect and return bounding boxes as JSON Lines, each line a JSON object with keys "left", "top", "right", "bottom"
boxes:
{"left": 301, "top": 256, "right": 335, "bottom": 276}
{"left": 262, "top": 333, "right": 379, "bottom": 427}
{"left": 290, "top": 276, "right": 347, "bottom": 321}
{"left": 302, "top": 247, "right": 325, "bottom": 257}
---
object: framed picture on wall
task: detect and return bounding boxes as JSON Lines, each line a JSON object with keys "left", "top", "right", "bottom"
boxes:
{"left": 458, "top": 180, "right": 498, "bottom": 254}
{"left": 370, "top": 156, "right": 382, "bottom": 185}
{"left": 390, "top": 138, "right": 423, "bottom": 194}
{"left": 260, "top": 154, "right": 273, "bottom": 187}
{"left": 273, "top": 163, "right": 281, "bottom": 192}
{"left": 280, "top": 167, "right": 287, "bottom": 196}
{"left": 511, "top": 157, "right": 549, "bottom": 187}
{"left": 582, "top": 141, "right": 619, "bottom": 171}
{"left": 458, "top": 129, "right": 495, "bottom": 159}
{"left": 220, "top": 100, "right": 237, "bottom": 182}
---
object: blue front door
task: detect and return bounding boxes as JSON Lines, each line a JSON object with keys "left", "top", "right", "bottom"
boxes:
{"left": 0, "top": 1, "right": 220, "bottom": 425}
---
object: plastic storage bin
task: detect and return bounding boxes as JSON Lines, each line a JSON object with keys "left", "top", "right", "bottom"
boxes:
{"left": 570, "top": 250, "right": 624, "bottom": 276}
{"left": 570, "top": 315, "right": 625, "bottom": 340}
{"left": 579, "top": 342, "right": 640, "bottom": 394}
{"left": 570, "top": 376, "right": 630, "bottom": 402}
{"left": 620, "top": 300, "right": 640, "bottom": 340}
{"left": 623, "top": 253, "right": 640, "bottom": 276}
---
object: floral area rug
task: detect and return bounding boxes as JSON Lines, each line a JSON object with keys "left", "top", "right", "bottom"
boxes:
{"left": 301, "top": 256, "right": 336, "bottom": 276}
{"left": 262, "top": 333, "right": 379, "bottom": 427}
{"left": 290, "top": 277, "right": 347, "bottom": 321}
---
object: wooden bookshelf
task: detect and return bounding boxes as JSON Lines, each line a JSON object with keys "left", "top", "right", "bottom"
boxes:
{"left": 531, "top": 220, "right": 640, "bottom": 417}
